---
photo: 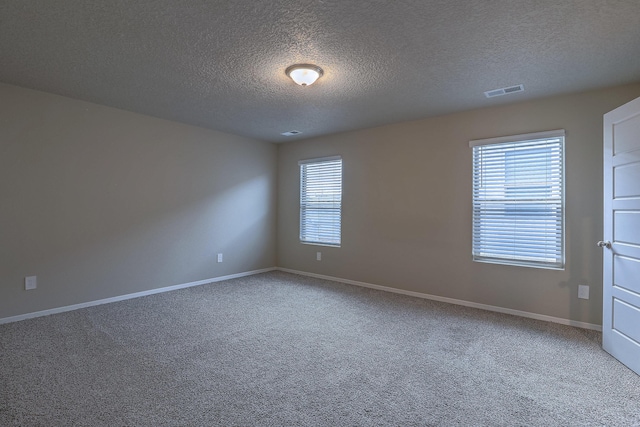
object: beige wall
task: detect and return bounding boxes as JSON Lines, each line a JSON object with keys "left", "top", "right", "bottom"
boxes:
{"left": 4, "top": 81, "right": 640, "bottom": 326}
{"left": 277, "top": 83, "right": 640, "bottom": 326}
{"left": 0, "top": 83, "right": 277, "bottom": 319}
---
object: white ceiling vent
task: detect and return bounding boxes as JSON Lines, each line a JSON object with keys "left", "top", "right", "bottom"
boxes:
{"left": 484, "top": 84, "right": 524, "bottom": 98}
{"left": 281, "top": 130, "right": 302, "bottom": 136}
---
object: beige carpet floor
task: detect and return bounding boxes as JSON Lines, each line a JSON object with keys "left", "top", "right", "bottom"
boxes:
{"left": 1, "top": 271, "right": 639, "bottom": 426}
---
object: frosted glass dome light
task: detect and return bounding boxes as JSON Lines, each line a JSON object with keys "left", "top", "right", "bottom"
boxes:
{"left": 286, "top": 64, "right": 323, "bottom": 86}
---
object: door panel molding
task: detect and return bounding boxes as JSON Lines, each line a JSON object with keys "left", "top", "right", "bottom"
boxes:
{"left": 603, "top": 95, "right": 640, "bottom": 376}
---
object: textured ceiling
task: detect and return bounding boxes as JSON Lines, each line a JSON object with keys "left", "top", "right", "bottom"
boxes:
{"left": 1, "top": 0, "right": 640, "bottom": 142}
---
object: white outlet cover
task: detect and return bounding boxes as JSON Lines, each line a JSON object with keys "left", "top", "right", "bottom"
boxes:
{"left": 578, "top": 285, "right": 590, "bottom": 300}
{"left": 316, "top": 252, "right": 322, "bottom": 261}
{"left": 25, "top": 276, "right": 37, "bottom": 290}
{"left": 217, "top": 253, "right": 223, "bottom": 263}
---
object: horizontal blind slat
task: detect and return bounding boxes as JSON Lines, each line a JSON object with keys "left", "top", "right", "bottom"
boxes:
{"left": 471, "top": 135, "right": 564, "bottom": 268}
{"left": 300, "top": 158, "right": 343, "bottom": 246}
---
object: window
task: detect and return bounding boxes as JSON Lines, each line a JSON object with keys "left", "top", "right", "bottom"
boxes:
{"left": 470, "top": 130, "right": 564, "bottom": 269}
{"left": 299, "top": 156, "right": 342, "bottom": 246}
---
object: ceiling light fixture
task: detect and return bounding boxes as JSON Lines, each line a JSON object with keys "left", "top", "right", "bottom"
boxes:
{"left": 285, "top": 64, "right": 323, "bottom": 86}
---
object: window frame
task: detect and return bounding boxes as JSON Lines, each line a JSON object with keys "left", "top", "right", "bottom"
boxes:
{"left": 299, "top": 156, "right": 343, "bottom": 247}
{"left": 469, "top": 130, "right": 565, "bottom": 270}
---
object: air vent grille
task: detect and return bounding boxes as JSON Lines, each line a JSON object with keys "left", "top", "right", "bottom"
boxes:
{"left": 484, "top": 84, "right": 524, "bottom": 98}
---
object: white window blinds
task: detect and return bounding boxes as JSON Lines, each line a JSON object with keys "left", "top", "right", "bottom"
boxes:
{"left": 300, "top": 156, "right": 342, "bottom": 246}
{"left": 470, "top": 130, "right": 564, "bottom": 269}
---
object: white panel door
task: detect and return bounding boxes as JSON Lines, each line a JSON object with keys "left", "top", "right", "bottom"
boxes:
{"left": 603, "top": 96, "right": 640, "bottom": 376}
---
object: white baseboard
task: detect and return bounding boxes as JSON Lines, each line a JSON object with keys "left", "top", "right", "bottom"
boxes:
{"left": 0, "top": 267, "right": 277, "bottom": 325}
{"left": 277, "top": 268, "right": 602, "bottom": 331}
{"left": 3, "top": 266, "right": 602, "bottom": 332}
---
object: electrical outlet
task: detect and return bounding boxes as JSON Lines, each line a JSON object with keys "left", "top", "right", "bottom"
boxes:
{"left": 578, "top": 285, "right": 590, "bottom": 300}
{"left": 316, "top": 252, "right": 322, "bottom": 261}
{"left": 25, "top": 276, "right": 37, "bottom": 290}
{"left": 217, "top": 253, "right": 223, "bottom": 263}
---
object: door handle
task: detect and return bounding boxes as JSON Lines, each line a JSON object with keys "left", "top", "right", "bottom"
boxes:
{"left": 597, "top": 240, "right": 612, "bottom": 249}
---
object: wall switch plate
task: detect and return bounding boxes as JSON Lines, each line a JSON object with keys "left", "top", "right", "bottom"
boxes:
{"left": 578, "top": 285, "right": 590, "bottom": 300}
{"left": 217, "top": 253, "right": 223, "bottom": 263}
{"left": 316, "top": 252, "right": 322, "bottom": 261}
{"left": 25, "top": 276, "right": 37, "bottom": 290}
